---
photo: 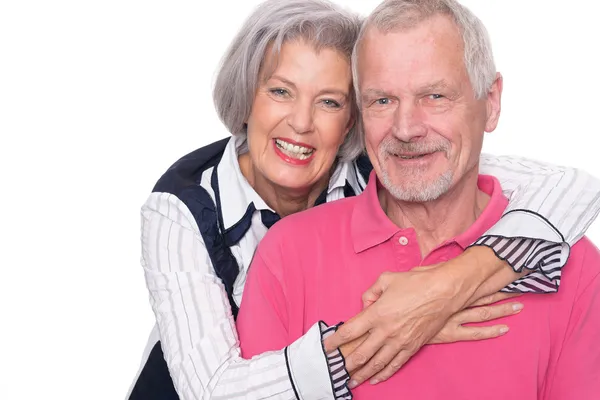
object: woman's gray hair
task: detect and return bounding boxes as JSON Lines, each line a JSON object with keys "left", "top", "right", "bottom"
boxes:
{"left": 213, "top": 0, "right": 364, "bottom": 162}
{"left": 352, "top": 0, "right": 496, "bottom": 100}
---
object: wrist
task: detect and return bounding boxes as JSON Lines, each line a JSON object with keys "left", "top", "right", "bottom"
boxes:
{"left": 439, "top": 246, "right": 507, "bottom": 311}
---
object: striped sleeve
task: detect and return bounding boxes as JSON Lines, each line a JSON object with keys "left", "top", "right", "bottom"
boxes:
{"left": 321, "top": 324, "right": 352, "bottom": 399}
{"left": 476, "top": 154, "right": 600, "bottom": 293}
{"left": 140, "top": 192, "right": 345, "bottom": 399}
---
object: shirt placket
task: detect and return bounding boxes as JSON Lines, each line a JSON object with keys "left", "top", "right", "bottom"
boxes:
{"left": 391, "top": 230, "right": 422, "bottom": 271}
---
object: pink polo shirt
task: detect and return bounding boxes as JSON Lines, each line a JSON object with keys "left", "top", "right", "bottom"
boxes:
{"left": 237, "top": 173, "right": 600, "bottom": 399}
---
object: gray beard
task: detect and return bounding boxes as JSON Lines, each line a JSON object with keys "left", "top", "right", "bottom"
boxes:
{"left": 380, "top": 167, "right": 453, "bottom": 202}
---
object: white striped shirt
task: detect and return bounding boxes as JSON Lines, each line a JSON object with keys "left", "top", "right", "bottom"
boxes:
{"left": 131, "top": 135, "right": 600, "bottom": 400}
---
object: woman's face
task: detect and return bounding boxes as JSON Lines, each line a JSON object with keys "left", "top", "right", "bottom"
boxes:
{"left": 245, "top": 39, "right": 354, "bottom": 193}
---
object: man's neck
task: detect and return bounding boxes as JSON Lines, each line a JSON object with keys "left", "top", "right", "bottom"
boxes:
{"left": 238, "top": 153, "right": 330, "bottom": 217}
{"left": 379, "top": 167, "right": 490, "bottom": 257}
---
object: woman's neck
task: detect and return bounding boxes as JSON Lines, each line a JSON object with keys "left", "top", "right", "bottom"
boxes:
{"left": 238, "top": 153, "right": 332, "bottom": 217}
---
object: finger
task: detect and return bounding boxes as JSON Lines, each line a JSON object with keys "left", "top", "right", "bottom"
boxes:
{"left": 452, "top": 324, "right": 510, "bottom": 342}
{"left": 410, "top": 264, "right": 439, "bottom": 272}
{"left": 368, "top": 349, "right": 414, "bottom": 384}
{"left": 455, "top": 301, "right": 523, "bottom": 324}
{"left": 339, "top": 334, "right": 368, "bottom": 366}
{"left": 361, "top": 279, "right": 385, "bottom": 309}
{"left": 342, "top": 329, "right": 387, "bottom": 373}
{"left": 348, "top": 343, "right": 404, "bottom": 388}
{"left": 326, "top": 310, "right": 374, "bottom": 350}
{"left": 470, "top": 292, "right": 522, "bottom": 307}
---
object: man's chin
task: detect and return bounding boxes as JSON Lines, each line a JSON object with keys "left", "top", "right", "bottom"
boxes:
{"left": 381, "top": 172, "right": 453, "bottom": 203}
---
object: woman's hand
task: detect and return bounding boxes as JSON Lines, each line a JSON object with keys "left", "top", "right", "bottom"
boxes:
{"left": 335, "top": 291, "right": 522, "bottom": 387}
{"left": 323, "top": 246, "right": 526, "bottom": 388}
{"left": 428, "top": 292, "right": 522, "bottom": 344}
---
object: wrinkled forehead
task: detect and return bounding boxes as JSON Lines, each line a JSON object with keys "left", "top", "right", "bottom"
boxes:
{"left": 357, "top": 16, "right": 467, "bottom": 91}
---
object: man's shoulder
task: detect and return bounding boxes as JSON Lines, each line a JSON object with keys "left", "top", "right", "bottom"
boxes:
{"left": 564, "top": 236, "right": 600, "bottom": 293}
{"left": 568, "top": 236, "right": 600, "bottom": 264}
{"left": 257, "top": 195, "right": 358, "bottom": 255}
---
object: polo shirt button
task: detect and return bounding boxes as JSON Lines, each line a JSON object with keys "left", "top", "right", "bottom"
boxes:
{"left": 398, "top": 236, "right": 409, "bottom": 245}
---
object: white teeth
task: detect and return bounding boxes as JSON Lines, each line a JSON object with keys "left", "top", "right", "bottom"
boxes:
{"left": 275, "top": 139, "right": 315, "bottom": 159}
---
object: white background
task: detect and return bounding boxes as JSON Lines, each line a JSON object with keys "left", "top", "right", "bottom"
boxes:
{"left": 1, "top": 1, "right": 599, "bottom": 399}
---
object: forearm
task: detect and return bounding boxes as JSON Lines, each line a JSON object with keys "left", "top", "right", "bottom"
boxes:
{"left": 439, "top": 246, "right": 524, "bottom": 311}
{"left": 480, "top": 154, "right": 600, "bottom": 245}
{"left": 141, "top": 196, "right": 298, "bottom": 399}
{"left": 144, "top": 248, "right": 308, "bottom": 399}
{"left": 479, "top": 155, "right": 600, "bottom": 293}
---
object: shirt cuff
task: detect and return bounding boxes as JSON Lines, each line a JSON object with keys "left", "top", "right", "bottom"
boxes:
{"left": 285, "top": 321, "right": 352, "bottom": 400}
{"left": 469, "top": 210, "right": 570, "bottom": 294}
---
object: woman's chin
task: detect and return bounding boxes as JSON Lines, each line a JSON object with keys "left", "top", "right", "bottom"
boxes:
{"left": 267, "top": 172, "right": 318, "bottom": 193}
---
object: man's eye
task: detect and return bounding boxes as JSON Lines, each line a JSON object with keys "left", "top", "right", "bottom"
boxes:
{"left": 376, "top": 98, "right": 390, "bottom": 105}
{"left": 428, "top": 94, "right": 444, "bottom": 100}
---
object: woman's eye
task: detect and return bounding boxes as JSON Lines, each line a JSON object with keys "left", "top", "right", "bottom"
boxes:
{"left": 322, "top": 99, "right": 341, "bottom": 108}
{"left": 270, "top": 88, "right": 289, "bottom": 97}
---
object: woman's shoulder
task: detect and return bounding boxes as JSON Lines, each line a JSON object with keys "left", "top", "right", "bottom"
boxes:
{"left": 354, "top": 153, "right": 373, "bottom": 182}
{"left": 152, "top": 137, "right": 232, "bottom": 196}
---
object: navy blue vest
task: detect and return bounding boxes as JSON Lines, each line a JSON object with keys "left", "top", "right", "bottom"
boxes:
{"left": 129, "top": 138, "right": 372, "bottom": 399}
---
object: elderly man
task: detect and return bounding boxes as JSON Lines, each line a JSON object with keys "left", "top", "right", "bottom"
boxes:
{"left": 236, "top": 0, "right": 600, "bottom": 398}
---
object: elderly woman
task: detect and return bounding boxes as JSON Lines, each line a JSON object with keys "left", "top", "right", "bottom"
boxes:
{"left": 128, "top": 1, "right": 600, "bottom": 399}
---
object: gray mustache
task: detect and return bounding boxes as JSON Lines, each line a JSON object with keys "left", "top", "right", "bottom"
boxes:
{"left": 380, "top": 138, "right": 450, "bottom": 156}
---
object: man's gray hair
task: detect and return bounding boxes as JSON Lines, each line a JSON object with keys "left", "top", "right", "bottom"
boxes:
{"left": 213, "top": 0, "right": 364, "bottom": 162}
{"left": 352, "top": 0, "right": 496, "bottom": 100}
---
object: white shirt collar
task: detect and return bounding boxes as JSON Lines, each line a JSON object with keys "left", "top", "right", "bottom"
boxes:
{"left": 328, "top": 157, "right": 361, "bottom": 195}
{"left": 217, "top": 134, "right": 357, "bottom": 230}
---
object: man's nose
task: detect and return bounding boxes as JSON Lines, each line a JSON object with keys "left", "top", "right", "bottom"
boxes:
{"left": 392, "top": 102, "right": 427, "bottom": 142}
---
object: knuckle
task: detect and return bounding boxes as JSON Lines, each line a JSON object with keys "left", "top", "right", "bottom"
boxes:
{"left": 478, "top": 307, "right": 492, "bottom": 320}
{"left": 377, "top": 371, "right": 393, "bottom": 382}
{"left": 338, "top": 326, "right": 353, "bottom": 340}
{"left": 503, "top": 304, "right": 515, "bottom": 314}
{"left": 390, "top": 361, "right": 403, "bottom": 371}
{"left": 478, "top": 294, "right": 496, "bottom": 306}
{"left": 471, "top": 330, "right": 484, "bottom": 340}
{"left": 380, "top": 271, "right": 393, "bottom": 282}
{"left": 372, "top": 359, "right": 386, "bottom": 372}
{"left": 352, "top": 352, "right": 368, "bottom": 366}
{"left": 405, "top": 344, "right": 419, "bottom": 356}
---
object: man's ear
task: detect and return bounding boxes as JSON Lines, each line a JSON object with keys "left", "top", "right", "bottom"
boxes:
{"left": 485, "top": 72, "right": 503, "bottom": 133}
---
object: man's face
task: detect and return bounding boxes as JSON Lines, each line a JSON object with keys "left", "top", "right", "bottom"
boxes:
{"left": 358, "top": 14, "right": 502, "bottom": 202}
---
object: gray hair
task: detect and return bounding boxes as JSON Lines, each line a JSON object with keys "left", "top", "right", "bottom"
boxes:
{"left": 352, "top": 0, "right": 496, "bottom": 100}
{"left": 213, "top": 0, "right": 364, "bottom": 162}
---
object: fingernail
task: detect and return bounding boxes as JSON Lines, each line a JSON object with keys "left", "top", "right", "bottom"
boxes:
{"left": 370, "top": 378, "right": 379, "bottom": 385}
{"left": 512, "top": 303, "right": 524, "bottom": 312}
{"left": 499, "top": 326, "right": 509, "bottom": 334}
{"left": 348, "top": 380, "right": 358, "bottom": 389}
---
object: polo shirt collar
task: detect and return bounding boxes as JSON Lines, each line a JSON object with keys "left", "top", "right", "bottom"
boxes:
{"left": 351, "top": 171, "right": 508, "bottom": 253}
{"left": 351, "top": 170, "right": 403, "bottom": 253}
{"left": 453, "top": 174, "right": 508, "bottom": 249}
